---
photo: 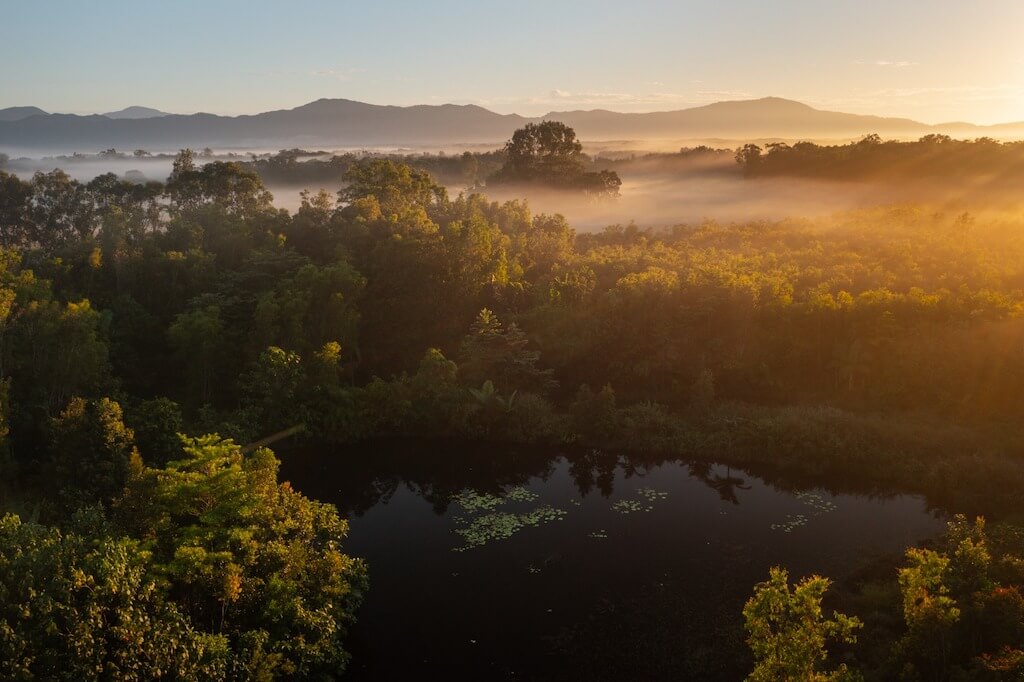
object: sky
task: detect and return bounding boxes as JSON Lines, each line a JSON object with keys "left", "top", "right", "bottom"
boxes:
{"left": 2, "top": 0, "right": 1023, "bottom": 124}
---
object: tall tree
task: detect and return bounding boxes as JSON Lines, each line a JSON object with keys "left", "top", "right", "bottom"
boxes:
{"left": 491, "top": 121, "right": 620, "bottom": 195}
{"left": 0, "top": 171, "right": 31, "bottom": 247}
{"left": 497, "top": 121, "right": 585, "bottom": 183}
{"left": 458, "top": 308, "right": 556, "bottom": 394}
{"left": 117, "top": 436, "right": 367, "bottom": 679}
{"left": 743, "top": 567, "right": 862, "bottom": 681}
{"left": 167, "top": 306, "right": 227, "bottom": 405}
{"left": 49, "top": 397, "right": 140, "bottom": 513}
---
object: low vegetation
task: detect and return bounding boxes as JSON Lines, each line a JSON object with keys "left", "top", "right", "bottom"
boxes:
{"left": 746, "top": 516, "right": 1024, "bottom": 680}
{"left": 2, "top": 124, "right": 1024, "bottom": 676}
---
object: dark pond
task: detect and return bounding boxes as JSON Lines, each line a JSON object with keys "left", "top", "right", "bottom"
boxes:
{"left": 280, "top": 440, "right": 944, "bottom": 681}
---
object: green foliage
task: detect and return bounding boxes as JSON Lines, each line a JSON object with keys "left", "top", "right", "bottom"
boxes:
{"left": 458, "top": 308, "right": 556, "bottom": 395}
{"left": 243, "top": 149, "right": 506, "bottom": 196}
{"left": 569, "top": 384, "right": 618, "bottom": 441}
{"left": 548, "top": 263, "right": 595, "bottom": 306}
{"left": 500, "top": 391, "right": 562, "bottom": 444}
{"left": 167, "top": 152, "right": 275, "bottom": 219}
{"left": 9, "top": 141, "right": 1024, "bottom": 677}
{"left": 49, "top": 397, "right": 141, "bottom": 513}
{"left": 491, "top": 121, "right": 621, "bottom": 196}
{"left": 892, "top": 515, "right": 1024, "bottom": 679}
{"left": 117, "top": 435, "right": 367, "bottom": 678}
{"left": 736, "top": 135, "right": 1024, "bottom": 183}
{"left": 465, "top": 380, "right": 517, "bottom": 436}
{"left": 285, "top": 189, "right": 338, "bottom": 260}
{"left": 251, "top": 261, "right": 364, "bottom": 357}
{"left": 823, "top": 515, "right": 1024, "bottom": 679}
{"left": 616, "top": 401, "right": 687, "bottom": 452}
{"left": 897, "top": 548, "right": 961, "bottom": 677}
{"left": 406, "top": 348, "right": 465, "bottom": 432}
{"left": 8, "top": 298, "right": 110, "bottom": 415}
{"left": 238, "top": 346, "right": 308, "bottom": 436}
{"left": 690, "top": 368, "right": 716, "bottom": 413}
{"left": 310, "top": 339, "right": 343, "bottom": 381}
{"left": 0, "top": 378, "right": 11, "bottom": 481}
{"left": 167, "top": 305, "right": 227, "bottom": 405}
{"left": 125, "top": 397, "right": 184, "bottom": 468}
{"left": 743, "top": 567, "right": 862, "bottom": 681}
{"left": 0, "top": 171, "right": 33, "bottom": 247}
{"left": 497, "top": 121, "right": 583, "bottom": 181}
{"left": 0, "top": 513, "right": 227, "bottom": 681}
{"left": 24, "top": 170, "right": 97, "bottom": 250}
{"left": 339, "top": 158, "right": 447, "bottom": 222}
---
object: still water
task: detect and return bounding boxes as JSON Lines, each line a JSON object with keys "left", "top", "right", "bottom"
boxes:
{"left": 281, "top": 440, "right": 944, "bottom": 680}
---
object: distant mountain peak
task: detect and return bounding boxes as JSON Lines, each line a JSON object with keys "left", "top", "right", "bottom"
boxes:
{"left": 297, "top": 98, "right": 363, "bottom": 108}
{"left": 103, "top": 106, "right": 170, "bottom": 119}
{"left": 702, "top": 97, "right": 816, "bottom": 112}
{"left": 754, "top": 96, "right": 812, "bottom": 105}
{"left": 2, "top": 96, "right": 1022, "bottom": 154}
{"left": 0, "top": 106, "right": 48, "bottom": 122}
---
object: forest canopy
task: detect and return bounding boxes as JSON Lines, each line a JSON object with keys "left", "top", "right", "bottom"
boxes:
{"left": 735, "top": 134, "right": 1024, "bottom": 182}
{"left": 488, "top": 121, "right": 622, "bottom": 196}
{"left": 2, "top": 146, "right": 1024, "bottom": 677}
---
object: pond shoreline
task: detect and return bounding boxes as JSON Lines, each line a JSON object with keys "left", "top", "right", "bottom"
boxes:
{"left": 280, "top": 438, "right": 945, "bottom": 680}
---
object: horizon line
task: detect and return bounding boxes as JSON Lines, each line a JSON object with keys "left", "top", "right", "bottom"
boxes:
{"left": 2, "top": 96, "right": 1020, "bottom": 129}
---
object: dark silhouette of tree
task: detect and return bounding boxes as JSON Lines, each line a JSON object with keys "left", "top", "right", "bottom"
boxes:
{"left": 490, "top": 121, "right": 621, "bottom": 196}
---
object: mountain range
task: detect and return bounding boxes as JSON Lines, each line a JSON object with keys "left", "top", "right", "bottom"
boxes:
{"left": 1, "top": 97, "right": 1022, "bottom": 154}
{"left": 0, "top": 106, "right": 49, "bottom": 123}
{"left": 102, "top": 106, "right": 171, "bottom": 120}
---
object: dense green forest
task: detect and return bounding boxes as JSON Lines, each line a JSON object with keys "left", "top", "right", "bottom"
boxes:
{"left": 234, "top": 133, "right": 1024, "bottom": 194}
{"left": 244, "top": 121, "right": 624, "bottom": 195}
{"left": 2, "top": 124, "right": 1024, "bottom": 677}
{"left": 736, "top": 134, "right": 1024, "bottom": 182}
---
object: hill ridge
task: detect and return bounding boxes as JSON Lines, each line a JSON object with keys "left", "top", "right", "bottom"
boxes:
{"left": 1, "top": 97, "right": 1021, "bottom": 153}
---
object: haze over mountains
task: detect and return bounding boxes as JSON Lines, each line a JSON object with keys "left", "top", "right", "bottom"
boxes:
{"left": 102, "top": 106, "right": 171, "bottom": 120}
{"left": 1, "top": 97, "right": 1023, "bottom": 155}
{"left": 0, "top": 106, "right": 49, "bottom": 123}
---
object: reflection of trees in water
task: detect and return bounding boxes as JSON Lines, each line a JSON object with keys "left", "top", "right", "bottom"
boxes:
{"left": 688, "top": 462, "right": 752, "bottom": 505}
{"left": 569, "top": 449, "right": 620, "bottom": 498}
{"left": 282, "top": 440, "right": 557, "bottom": 516}
{"left": 366, "top": 477, "right": 405, "bottom": 512}
{"left": 282, "top": 439, "right": 901, "bottom": 515}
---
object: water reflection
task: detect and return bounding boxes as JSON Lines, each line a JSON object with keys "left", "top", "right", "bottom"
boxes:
{"left": 688, "top": 462, "right": 754, "bottom": 504}
{"left": 279, "top": 439, "right": 943, "bottom": 681}
{"left": 281, "top": 438, "right": 900, "bottom": 519}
